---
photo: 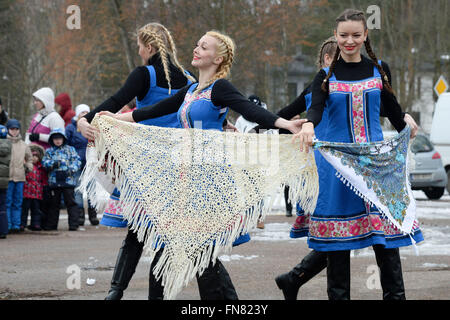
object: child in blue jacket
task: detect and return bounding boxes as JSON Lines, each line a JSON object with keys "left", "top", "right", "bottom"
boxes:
{"left": 42, "top": 128, "right": 81, "bottom": 231}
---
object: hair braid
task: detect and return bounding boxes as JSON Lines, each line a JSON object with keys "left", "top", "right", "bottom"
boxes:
{"left": 321, "top": 45, "right": 340, "bottom": 92}
{"left": 138, "top": 23, "right": 196, "bottom": 94}
{"left": 153, "top": 32, "right": 173, "bottom": 94}
{"left": 160, "top": 25, "right": 196, "bottom": 84}
{"left": 364, "top": 37, "right": 394, "bottom": 94}
{"left": 315, "top": 36, "right": 337, "bottom": 69}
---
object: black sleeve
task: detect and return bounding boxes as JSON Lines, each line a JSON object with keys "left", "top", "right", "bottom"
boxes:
{"left": 132, "top": 85, "right": 189, "bottom": 123}
{"left": 305, "top": 70, "right": 328, "bottom": 127}
{"left": 84, "top": 66, "right": 149, "bottom": 123}
{"left": 276, "top": 87, "right": 309, "bottom": 120}
{"left": 379, "top": 61, "right": 406, "bottom": 132}
{"left": 211, "top": 79, "right": 279, "bottom": 128}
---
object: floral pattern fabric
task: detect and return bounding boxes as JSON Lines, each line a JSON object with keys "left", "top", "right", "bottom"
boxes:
{"left": 329, "top": 78, "right": 383, "bottom": 143}
{"left": 313, "top": 125, "right": 416, "bottom": 235}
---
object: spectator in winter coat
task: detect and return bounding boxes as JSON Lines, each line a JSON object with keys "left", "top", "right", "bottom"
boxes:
{"left": 42, "top": 128, "right": 81, "bottom": 231}
{"left": 21, "top": 144, "right": 47, "bottom": 231}
{"left": 26, "top": 87, "right": 65, "bottom": 150}
{"left": 0, "top": 125, "right": 11, "bottom": 238}
{"left": 6, "top": 119, "right": 33, "bottom": 233}
{"left": 55, "top": 93, "right": 75, "bottom": 128}
{"left": 65, "top": 104, "right": 90, "bottom": 168}
{"left": 65, "top": 104, "right": 99, "bottom": 226}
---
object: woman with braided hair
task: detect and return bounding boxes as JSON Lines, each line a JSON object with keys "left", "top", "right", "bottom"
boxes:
{"left": 293, "top": 9, "right": 423, "bottom": 300}
{"left": 78, "top": 22, "right": 195, "bottom": 300}
{"left": 100, "top": 30, "right": 305, "bottom": 299}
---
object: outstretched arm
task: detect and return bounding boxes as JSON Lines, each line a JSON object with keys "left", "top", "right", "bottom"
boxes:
{"left": 211, "top": 79, "right": 304, "bottom": 134}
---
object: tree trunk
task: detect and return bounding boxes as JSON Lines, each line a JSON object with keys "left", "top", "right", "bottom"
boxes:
{"left": 111, "top": 0, "right": 135, "bottom": 72}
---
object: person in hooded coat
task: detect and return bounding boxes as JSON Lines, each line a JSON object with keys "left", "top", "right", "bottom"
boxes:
{"left": 55, "top": 93, "right": 76, "bottom": 128}
{"left": 42, "top": 128, "right": 81, "bottom": 231}
{"left": 26, "top": 88, "right": 65, "bottom": 227}
{"left": 26, "top": 88, "right": 65, "bottom": 150}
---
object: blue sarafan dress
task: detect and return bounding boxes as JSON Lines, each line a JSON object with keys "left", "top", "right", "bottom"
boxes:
{"left": 176, "top": 81, "right": 250, "bottom": 246}
{"left": 306, "top": 65, "right": 423, "bottom": 252}
{"left": 100, "top": 66, "right": 192, "bottom": 228}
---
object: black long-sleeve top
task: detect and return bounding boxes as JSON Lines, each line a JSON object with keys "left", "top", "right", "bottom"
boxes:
{"left": 132, "top": 79, "right": 280, "bottom": 129}
{"left": 84, "top": 54, "right": 193, "bottom": 123}
{"left": 306, "top": 55, "right": 406, "bottom": 132}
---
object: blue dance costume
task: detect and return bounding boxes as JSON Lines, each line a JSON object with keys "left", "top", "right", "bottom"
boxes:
{"left": 305, "top": 57, "right": 423, "bottom": 252}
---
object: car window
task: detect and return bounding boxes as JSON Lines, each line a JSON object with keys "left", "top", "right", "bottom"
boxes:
{"left": 411, "top": 135, "right": 433, "bottom": 153}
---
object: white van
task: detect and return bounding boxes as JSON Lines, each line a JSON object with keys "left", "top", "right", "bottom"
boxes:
{"left": 430, "top": 92, "right": 450, "bottom": 193}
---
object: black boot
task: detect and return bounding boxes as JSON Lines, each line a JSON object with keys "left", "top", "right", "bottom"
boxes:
{"left": 197, "top": 260, "right": 238, "bottom": 300}
{"left": 373, "top": 245, "right": 406, "bottom": 300}
{"left": 78, "top": 208, "right": 85, "bottom": 226}
{"left": 88, "top": 207, "right": 99, "bottom": 226}
{"left": 105, "top": 230, "right": 143, "bottom": 300}
{"left": 284, "top": 186, "right": 293, "bottom": 217}
{"left": 148, "top": 249, "right": 165, "bottom": 300}
{"left": 275, "top": 250, "right": 327, "bottom": 300}
{"left": 327, "top": 250, "right": 351, "bottom": 300}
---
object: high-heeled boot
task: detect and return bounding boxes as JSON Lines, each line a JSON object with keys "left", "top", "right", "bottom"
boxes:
{"left": 196, "top": 260, "right": 238, "bottom": 300}
{"left": 373, "top": 245, "right": 406, "bottom": 300}
{"left": 148, "top": 249, "right": 165, "bottom": 300}
{"left": 326, "top": 250, "right": 351, "bottom": 300}
{"left": 105, "top": 231, "right": 143, "bottom": 300}
{"left": 275, "top": 250, "right": 327, "bottom": 300}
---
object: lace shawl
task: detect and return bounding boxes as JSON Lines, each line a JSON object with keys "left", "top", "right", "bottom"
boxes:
{"left": 80, "top": 115, "right": 319, "bottom": 299}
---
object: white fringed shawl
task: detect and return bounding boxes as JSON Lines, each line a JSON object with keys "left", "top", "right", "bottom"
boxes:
{"left": 80, "top": 115, "right": 319, "bottom": 299}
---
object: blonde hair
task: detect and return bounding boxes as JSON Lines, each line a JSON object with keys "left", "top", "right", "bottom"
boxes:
{"left": 194, "top": 30, "right": 235, "bottom": 94}
{"left": 138, "top": 23, "right": 195, "bottom": 93}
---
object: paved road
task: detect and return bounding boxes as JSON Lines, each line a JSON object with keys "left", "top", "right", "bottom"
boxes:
{"left": 1, "top": 191, "right": 449, "bottom": 301}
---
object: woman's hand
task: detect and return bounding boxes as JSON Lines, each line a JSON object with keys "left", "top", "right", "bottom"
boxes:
{"left": 98, "top": 111, "right": 116, "bottom": 118}
{"left": 274, "top": 117, "right": 308, "bottom": 134}
{"left": 288, "top": 119, "right": 309, "bottom": 134}
{"left": 292, "top": 122, "right": 315, "bottom": 153}
{"left": 403, "top": 113, "right": 418, "bottom": 139}
{"left": 78, "top": 117, "right": 99, "bottom": 141}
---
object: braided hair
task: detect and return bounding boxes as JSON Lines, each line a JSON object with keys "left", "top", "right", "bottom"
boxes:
{"left": 138, "top": 23, "right": 195, "bottom": 94}
{"left": 315, "top": 36, "right": 338, "bottom": 70}
{"left": 193, "top": 30, "right": 235, "bottom": 95}
{"left": 321, "top": 9, "right": 394, "bottom": 94}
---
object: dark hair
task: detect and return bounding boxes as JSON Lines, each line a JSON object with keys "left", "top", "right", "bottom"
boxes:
{"left": 316, "top": 36, "right": 338, "bottom": 69}
{"left": 321, "top": 9, "right": 394, "bottom": 94}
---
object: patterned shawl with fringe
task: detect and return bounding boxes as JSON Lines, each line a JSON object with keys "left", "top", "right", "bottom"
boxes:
{"left": 313, "top": 125, "right": 416, "bottom": 235}
{"left": 79, "top": 115, "right": 319, "bottom": 300}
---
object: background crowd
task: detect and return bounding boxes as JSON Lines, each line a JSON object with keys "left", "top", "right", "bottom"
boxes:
{"left": 0, "top": 91, "right": 101, "bottom": 238}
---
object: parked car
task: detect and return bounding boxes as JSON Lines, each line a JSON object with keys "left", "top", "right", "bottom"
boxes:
{"left": 384, "top": 131, "right": 448, "bottom": 200}
{"left": 430, "top": 92, "right": 450, "bottom": 194}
